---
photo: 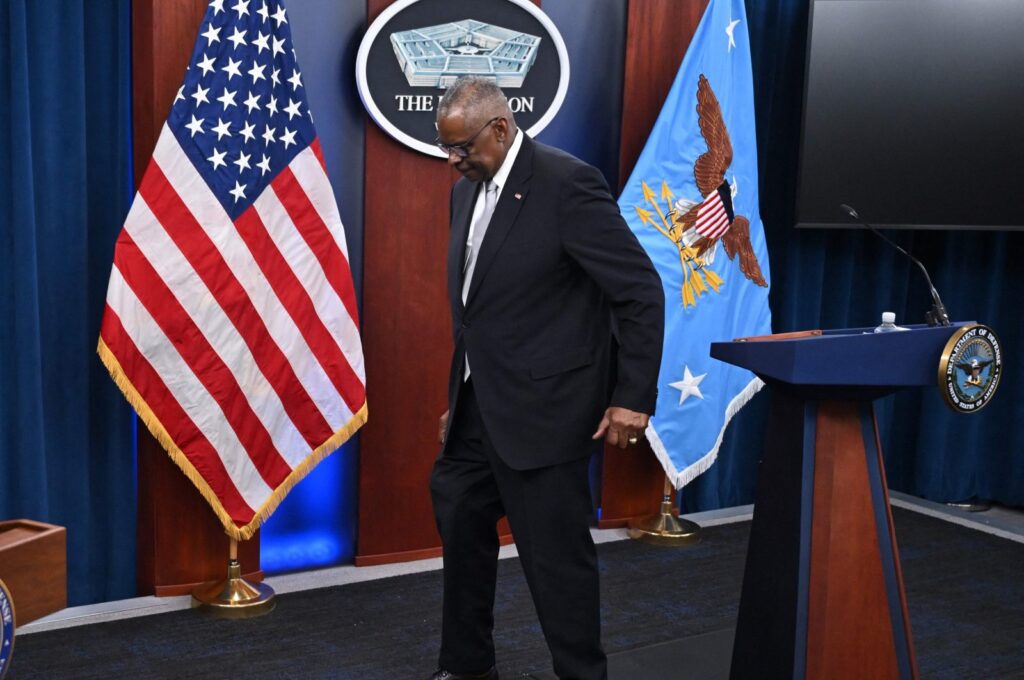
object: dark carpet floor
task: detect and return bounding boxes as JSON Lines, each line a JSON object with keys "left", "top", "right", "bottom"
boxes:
{"left": 8, "top": 508, "right": 1024, "bottom": 679}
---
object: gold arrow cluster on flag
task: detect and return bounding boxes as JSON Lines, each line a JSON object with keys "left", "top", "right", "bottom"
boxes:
{"left": 635, "top": 180, "right": 724, "bottom": 308}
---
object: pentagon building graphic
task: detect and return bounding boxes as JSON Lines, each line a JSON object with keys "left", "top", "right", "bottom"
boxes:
{"left": 390, "top": 20, "right": 541, "bottom": 89}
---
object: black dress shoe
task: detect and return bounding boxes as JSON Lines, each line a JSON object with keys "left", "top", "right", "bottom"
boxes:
{"left": 428, "top": 667, "right": 498, "bottom": 680}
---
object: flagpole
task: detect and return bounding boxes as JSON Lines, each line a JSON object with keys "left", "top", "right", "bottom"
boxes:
{"left": 191, "top": 536, "right": 276, "bottom": 618}
{"left": 627, "top": 475, "right": 701, "bottom": 546}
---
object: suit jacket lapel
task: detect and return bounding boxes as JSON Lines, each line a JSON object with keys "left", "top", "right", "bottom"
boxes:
{"left": 465, "top": 135, "right": 535, "bottom": 307}
{"left": 448, "top": 180, "right": 478, "bottom": 309}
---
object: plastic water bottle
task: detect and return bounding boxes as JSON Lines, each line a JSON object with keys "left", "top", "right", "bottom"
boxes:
{"left": 873, "top": 311, "right": 908, "bottom": 333}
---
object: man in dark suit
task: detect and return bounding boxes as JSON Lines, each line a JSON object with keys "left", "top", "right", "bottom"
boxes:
{"left": 429, "top": 76, "right": 664, "bottom": 680}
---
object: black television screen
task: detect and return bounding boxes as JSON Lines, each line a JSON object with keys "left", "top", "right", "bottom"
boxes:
{"left": 795, "top": 0, "right": 1024, "bottom": 231}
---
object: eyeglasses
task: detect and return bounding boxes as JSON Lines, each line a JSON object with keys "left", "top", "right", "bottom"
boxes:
{"left": 436, "top": 117, "right": 500, "bottom": 158}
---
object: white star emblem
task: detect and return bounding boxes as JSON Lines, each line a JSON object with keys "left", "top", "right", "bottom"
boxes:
{"left": 191, "top": 84, "right": 211, "bottom": 106}
{"left": 208, "top": 147, "right": 228, "bottom": 170}
{"left": 272, "top": 36, "right": 286, "bottom": 57}
{"left": 280, "top": 127, "right": 297, "bottom": 149}
{"left": 247, "top": 62, "right": 267, "bottom": 84}
{"left": 256, "top": 2, "right": 270, "bottom": 23}
{"left": 266, "top": 95, "right": 279, "bottom": 116}
{"left": 257, "top": 154, "right": 272, "bottom": 175}
{"left": 216, "top": 88, "right": 238, "bottom": 110}
{"left": 231, "top": 0, "right": 250, "bottom": 17}
{"left": 272, "top": 6, "right": 288, "bottom": 26}
{"left": 270, "top": 67, "right": 281, "bottom": 86}
{"left": 239, "top": 121, "right": 256, "bottom": 143}
{"left": 210, "top": 0, "right": 225, "bottom": 14}
{"left": 211, "top": 117, "right": 232, "bottom": 140}
{"left": 233, "top": 150, "right": 252, "bottom": 173}
{"left": 174, "top": 85, "right": 185, "bottom": 103}
{"left": 196, "top": 53, "right": 216, "bottom": 76}
{"left": 726, "top": 19, "right": 740, "bottom": 51}
{"left": 262, "top": 124, "right": 276, "bottom": 145}
{"left": 283, "top": 99, "right": 302, "bottom": 120}
{"left": 253, "top": 32, "right": 270, "bottom": 54}
{"left": 669, "top": 366, "right": 707, "bottom": 406}
{"left": 228, "top": 27, "right": 247, "bottom": 50}
{"left": 222, "top": 57, "right": 242, "bottom": 80}
{"left": 185, "top": 115, "right": 205, "bottom": 137}
{"left": 229, "top": 181, "right": 247, "bottom": 202}
{"left": 243, "top": 91, "right": 261, "bottom": 113}
{"left": 200, "top": 24, "right": 221, "bottom": 46}
{"left": 287, "top": 69, "right": 303, "bottom": 90}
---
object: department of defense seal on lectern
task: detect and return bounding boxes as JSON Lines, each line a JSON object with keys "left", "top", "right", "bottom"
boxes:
{"left": 0, "top": 578, "right": 14, "bottom": 679}
{"left": 939, "top": 324, "right": 1002, "bottom": 413}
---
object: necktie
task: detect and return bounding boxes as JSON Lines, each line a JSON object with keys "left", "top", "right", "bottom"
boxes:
{"left": 462, "top": 181, "right": 498, "bottom": 303}
{"left": 462, "top": 181, "right": 497, "bottom": 380}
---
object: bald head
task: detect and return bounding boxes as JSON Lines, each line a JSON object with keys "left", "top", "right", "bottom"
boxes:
{"left": 437, "top": 76, "right": 514, "bottom": 125}
{"left": 436, "top": 76, "right": 519, "bottom": 182}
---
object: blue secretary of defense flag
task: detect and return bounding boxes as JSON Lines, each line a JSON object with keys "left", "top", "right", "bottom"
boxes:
{"left": 620, "top": 0, "right": 772, "bottom": 488}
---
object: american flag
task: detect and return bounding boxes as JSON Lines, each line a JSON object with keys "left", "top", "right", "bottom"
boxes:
{"left": 695, "top": 181, "right": 734, "bottom": 239}
{"left": 98, "top": 0, "right": 366, "bottom": 540}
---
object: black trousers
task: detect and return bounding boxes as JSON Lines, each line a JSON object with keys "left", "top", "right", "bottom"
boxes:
{"left": 430, "top": 379, "right": 607, "bottom": 680}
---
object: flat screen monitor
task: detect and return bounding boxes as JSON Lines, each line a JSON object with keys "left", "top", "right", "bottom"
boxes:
{"left": 795, "top": 0, "right": 1024, "bottom": 231}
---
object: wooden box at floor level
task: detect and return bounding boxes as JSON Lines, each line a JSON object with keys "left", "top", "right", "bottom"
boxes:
{"left": 0, "top": 520, "right": 67, "bottom": 625}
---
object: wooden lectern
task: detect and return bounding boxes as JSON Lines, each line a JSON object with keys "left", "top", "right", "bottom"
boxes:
{"left": 0, "top": 520, "right": 66, "bottom": 624}
{"left": 712, "top": 324, "right": 970, "bottom": 680}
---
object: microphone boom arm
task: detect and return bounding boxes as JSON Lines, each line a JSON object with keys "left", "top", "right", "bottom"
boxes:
{"left": 839, "top": 204, "right": 951, "bottom": 326}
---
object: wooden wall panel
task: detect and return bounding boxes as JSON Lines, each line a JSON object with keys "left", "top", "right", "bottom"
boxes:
{"left": 599, "top": 0, "right": 710, "bottom": 528}
{"left": 616, "top": 0, "right": 709, "bottom": 189}
{"left": 132, "top": 0, "right": 261, "bottom": 596}
{"left": 355, "top": 0, "right": 469, "bottom": 564}
{"left": 356, "top": 119, "right": 457, "bottom": 563}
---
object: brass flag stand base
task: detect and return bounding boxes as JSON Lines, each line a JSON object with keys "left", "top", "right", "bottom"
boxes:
{"left": 627, "top": 477, "right": 702, "bottom": 546}
{"left": 191, "top": 538, "right": 276, "bottom": 619}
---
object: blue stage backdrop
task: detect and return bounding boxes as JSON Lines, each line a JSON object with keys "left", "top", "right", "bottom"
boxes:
{"left": 1, "top": 0, "right": 1019, "bottom": 604}
{"left": 535, "top": 0, "right": 627, "bottom": 190}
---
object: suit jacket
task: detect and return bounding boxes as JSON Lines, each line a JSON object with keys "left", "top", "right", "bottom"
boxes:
{"left": 445, "top": 135, "right": 665, "bottom": 470}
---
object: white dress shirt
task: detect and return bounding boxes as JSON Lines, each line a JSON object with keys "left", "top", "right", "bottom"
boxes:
{"left": 464, "top": 128, "right": 523, "bottom": 270}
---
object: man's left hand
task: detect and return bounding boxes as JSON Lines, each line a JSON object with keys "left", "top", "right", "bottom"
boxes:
{"left": 592, "top": 407, "right": 650, "bottom": 449}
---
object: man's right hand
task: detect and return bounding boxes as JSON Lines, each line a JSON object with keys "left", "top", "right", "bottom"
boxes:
{"left": 438, "top": 410, "right": 449, "bottom": 444}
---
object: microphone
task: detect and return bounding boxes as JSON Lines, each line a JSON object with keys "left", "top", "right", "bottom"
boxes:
{"left": 839, "top": 204, "right": 951, "bottom": 326}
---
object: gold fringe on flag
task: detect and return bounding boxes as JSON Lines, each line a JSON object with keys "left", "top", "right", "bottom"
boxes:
{"left": 97, "top": 338, "right": 368, "bottom": 541}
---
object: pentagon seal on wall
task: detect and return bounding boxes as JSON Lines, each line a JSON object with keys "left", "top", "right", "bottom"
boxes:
{"left": 356, "top": 0, "right": 570, "bottom": 158}
{"left": 938, "top": 324, "right": 1002, "bottom": 413}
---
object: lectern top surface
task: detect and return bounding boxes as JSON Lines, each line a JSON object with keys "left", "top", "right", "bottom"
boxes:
{"left": 710, "top": 322, "right": 973, "bottom": 390}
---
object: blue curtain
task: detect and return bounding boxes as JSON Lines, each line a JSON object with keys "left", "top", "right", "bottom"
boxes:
{"left": 0, "top": 0, "right": 135, "bottom": 605}
{"left": 684, "top": 0, "right": 1023, "bottom": 511}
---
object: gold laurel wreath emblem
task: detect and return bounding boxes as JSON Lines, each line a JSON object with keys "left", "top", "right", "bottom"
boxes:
{"left": 635, "top": 180, "right": 724, "bottom": 309}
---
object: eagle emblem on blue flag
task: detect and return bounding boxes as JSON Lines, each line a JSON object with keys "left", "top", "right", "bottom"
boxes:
{"left": 635, "top": 74, "right": 766, "bottom": 308}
